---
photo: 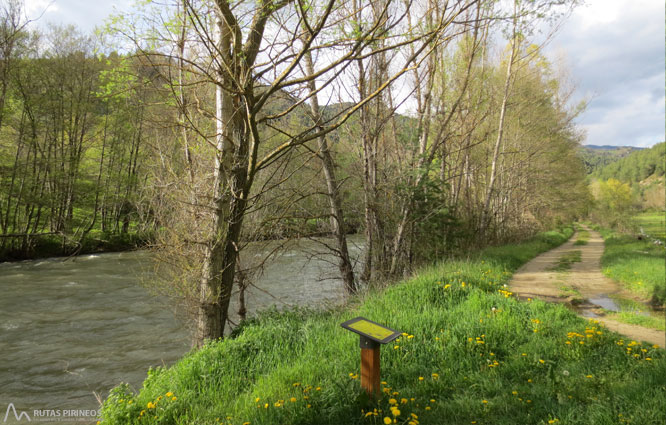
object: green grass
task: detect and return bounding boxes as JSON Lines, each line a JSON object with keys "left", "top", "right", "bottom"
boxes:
{"left": 595, "top": 226, "right": 666, "bottom": 306}
{"left": 604, "top": 311, "right": 666, "bottom": 332}
{"left": 99, "top": 226, "right": 666, "bottom": 425}
{"left": 573, "top": 230, "right": 590, "bottom": 246}
{"left": 548, "top": 250, "right": 582, "bottom": 272}
{"left": 633, "top": 212, "right": 666, "bottom": 242}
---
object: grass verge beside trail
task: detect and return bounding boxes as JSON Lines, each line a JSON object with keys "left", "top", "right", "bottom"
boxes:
{"left": 100, "top": 226, "right": 666, "bottom": 425}
{"left": 591, "top": 224, "right": 666, "bottom": 306}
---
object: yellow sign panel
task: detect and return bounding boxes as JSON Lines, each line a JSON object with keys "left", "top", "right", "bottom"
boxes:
{"left": 347, "top": 319, "right": 395, "bottom": 341}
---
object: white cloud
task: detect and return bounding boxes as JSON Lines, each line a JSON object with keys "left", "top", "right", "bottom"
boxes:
{"left": 547, "top": 0, "right": 665, "bottom": 147}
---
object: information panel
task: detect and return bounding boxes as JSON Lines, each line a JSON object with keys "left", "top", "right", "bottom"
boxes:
{"left": 340, "top": 316, "right": 401, "bottom": 344}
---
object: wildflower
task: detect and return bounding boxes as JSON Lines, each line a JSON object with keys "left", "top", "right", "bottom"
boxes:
{"left": 585, "top": 375, "right": 593, "bottom": 378}
{"left": 389, "top": 398, "right": 397, "bottom": 405}
{"left": 171, "top": 397, "right": 177, "bottom": 401}
{"left": 430, "top": 399, "right": 435, "bottom": 403}
{"left": 418, "top": 377, "right": 424, "bottom": 381}
{"left": 243, "top": 422, "right": 250, "bottom": 425}
{"left": 432, "top": 373, "right": 439, "bottom": 379}
{"left": 394, "top": 345, "right": 400, "bottom": 350}
{"left": 293, "top": 382, "right": 300, "bottom": 387}
{"left": 166, "top": 392, "right": 173, "bottom": 397}
{"left": 425, "top": 406, "right": 431, "bottom": 411}
{"left": 407, "top": 335, "right": 414, "bottom": 339}
{"left": 401, "top": 398, "right": 408, "bottom": 404}
{"left": 140, "top": 410, "right": 145, "bottom": 416}
{"left": 381, "top": 381, "right": 388, "bottom": 385}
{"left": 255, "top": 397, "right": 260, "bottom": 403}
{"left": 646, "top": 357, "right": 652, "bottom": 361}
{"left": 539, "top": 359, "right": 545, "bottom": 364}
{"left": 365, "top": 412, "right": 374, "bottom": 418}
{"left": 512, "top": 391, "right": 518, "bottom": 395}
{"left": 290, "top": 397, "right": 297, "bottom": 403}
{"left": 264, "top": 403, "right": 268, "bottom": 409}
{"left": 384, "top": 417, "right": 392, "bottom": 425}
{"left": 482, "top": 400, "right": 488, "bottom": 404}
{"left": 147, "top": 402, "right": 155, "bottom": 409}
{"left": 391, "top": 407, "right": 401, "bottom": 417}
{"left": 411, "top": 413, "right": 418, "bottom": 419}
{"left": 316, "top": 387, "right": 321, "bottom": 391}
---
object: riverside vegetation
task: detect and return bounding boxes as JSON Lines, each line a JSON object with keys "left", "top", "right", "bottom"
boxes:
{"left": 99, "top": 226, "right": 666, "bottom": 425}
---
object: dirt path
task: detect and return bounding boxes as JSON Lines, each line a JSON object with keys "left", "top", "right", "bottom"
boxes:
{"left": 510, "top": 225, "right": 665, "bottom": 347}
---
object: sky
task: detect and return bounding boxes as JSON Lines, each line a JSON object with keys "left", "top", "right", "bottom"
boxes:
{"left": 23, "top": 0, "right": 666, "bottom": 148}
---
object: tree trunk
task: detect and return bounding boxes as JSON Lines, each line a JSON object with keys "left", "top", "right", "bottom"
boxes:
{"left": 303, "top": 47, "right": 356, "bottom": 294}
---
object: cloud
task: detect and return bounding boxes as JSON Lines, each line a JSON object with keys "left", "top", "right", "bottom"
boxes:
{"left": 547, "top": 0, "right": 665, "bottom": 147}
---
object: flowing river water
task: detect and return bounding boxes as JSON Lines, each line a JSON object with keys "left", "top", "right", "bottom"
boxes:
{"left": 0, "top": 237, "right": 363, "bottom": 422}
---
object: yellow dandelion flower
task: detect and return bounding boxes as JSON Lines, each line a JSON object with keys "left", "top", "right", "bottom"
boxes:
{"left": 243, "top": 422, "right": 250, "bottom": 425}
{"left": 264, "top": 403, "right": 268, "bottom": 409}
{"left": 147, "top": 402, "right": 155, "bottom": 409}
{"left": 431, "top": 373, "right": 439, "bottom": 379}
{"left": 430, "top": 399, "right": 435, "bottom": 403}
{"left": 389, "top": 398, "right": 397, "bottom": 405}
{"left": 425, "top": 406, "right": 431, "bottom": 411}
{"left": 384, "top": 417, "right": 392, "bottom": 425}
{"left": 482, "top": 400, "right": 488, "bottom": 404}
{"left": 290, "top": 397, "right": 297, "bottom": 403}
{"left": 171, "top": 397, "right": 177, "bottom": 401}
{"left": 391, "top": 407, "right": 401, "bottom": 417}
{"left": 418, "top": 376, "right": 424, "bottom": 381}
{"left": 401, "top": 398, "right": 408, "bottom": 404}
{"left": 255, "top": 397, "right": 260, "bottom": 403}
{"left": 166, "top": 392, "right": 173, "bottom": 397}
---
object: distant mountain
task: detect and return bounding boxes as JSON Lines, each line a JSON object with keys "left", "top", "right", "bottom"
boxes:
{"left": 591, "top": 142, "right": 665, "bottom": 183}
{"left": 584, "top": 145, "right": 644, "bottom": 151}
{"left": 578, "top": 145, "right": 645, "bottom": 174}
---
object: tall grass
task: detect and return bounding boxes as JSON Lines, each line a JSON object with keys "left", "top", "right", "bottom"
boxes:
{"left": 594, "top": 226, "right": 666, "bottom": 305}
{"left": 99, "top": 226, "right": 666, "bottom": 425}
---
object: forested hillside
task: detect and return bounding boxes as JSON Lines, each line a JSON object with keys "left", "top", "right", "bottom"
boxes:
{"left": 589, "top": 142, "right": 665, "bottom": 211}
{"left": 591, "top": 142, "right": 665, "bottom": 183}
{"left": 578, "top": 145, "right": 643, "bottom": 174}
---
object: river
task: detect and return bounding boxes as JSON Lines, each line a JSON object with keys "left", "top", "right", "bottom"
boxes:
{"left": 0, "top": 237, "right": 363, "bottom": 422}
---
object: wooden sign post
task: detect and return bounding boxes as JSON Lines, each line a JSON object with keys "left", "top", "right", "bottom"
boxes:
{"left": 341, "top": 317, "right": 401, "bottom": 398}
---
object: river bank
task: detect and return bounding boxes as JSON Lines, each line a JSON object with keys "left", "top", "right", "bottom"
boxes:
{"left": 0, "top": 231, "right": 152, "bottom": 263}
{"left": 99, "top": 226, "right": 665, "bottom": 425}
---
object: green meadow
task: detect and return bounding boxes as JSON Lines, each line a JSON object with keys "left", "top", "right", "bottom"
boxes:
{"left": 594, "top": 224, "right": 666, "bottom": 306}
{"left": 99, "top": 227, "right": 666, "bottom": 425}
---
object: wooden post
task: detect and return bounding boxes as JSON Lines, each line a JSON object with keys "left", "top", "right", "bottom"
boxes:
{"left": 340, "top": 316, "right": 401, "bottom": 399}
{"left": 360, "top": 346, "right": 381, "bottom": 397}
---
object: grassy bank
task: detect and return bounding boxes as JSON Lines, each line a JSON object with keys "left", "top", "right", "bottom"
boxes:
{"left": 99, "top": 226, "right": 666, "bottom": 425}
{"left": 0, "top": 230, "right": 152, "bottom": 262}
{"left": 633, "top": 212, "right": 666, "bottom": 242}
{"left": 591, "top": 224, "right": 666, "bottom": 306}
